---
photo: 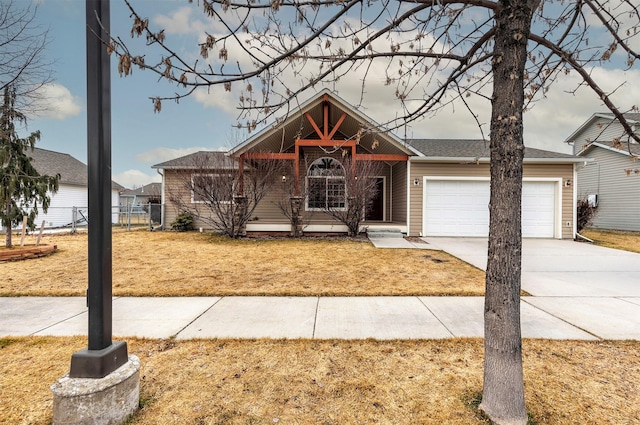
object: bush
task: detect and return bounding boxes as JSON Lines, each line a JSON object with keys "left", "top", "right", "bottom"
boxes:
{"left": 576, "top": 198, "right": 598, "bottom": 232}
{"left": 171, "top": 211, "right": 195, "bottom": 232}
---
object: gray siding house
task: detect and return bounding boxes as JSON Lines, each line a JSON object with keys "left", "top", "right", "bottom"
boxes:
{"left": 566, "top": 113, "right": 640, "bottom": 231}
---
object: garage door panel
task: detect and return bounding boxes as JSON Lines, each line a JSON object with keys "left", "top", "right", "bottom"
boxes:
{"left": 522, "top": 182, "right": 555, "bottom": 238}
{"left": 424, "top": 180, "right": 556, "bottom": 238}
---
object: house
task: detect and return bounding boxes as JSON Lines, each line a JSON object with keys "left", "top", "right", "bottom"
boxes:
{"left": 1, "top": 147, "right": 122, "bottom": 230}
{"left": 119, "top": 182, "right": 162, "bottom": 210}
{"left": 154, "top": 90, "right": 582, "bottom": 238}
{"left": 565, "top": 113, "right": 640, "bottom": 232}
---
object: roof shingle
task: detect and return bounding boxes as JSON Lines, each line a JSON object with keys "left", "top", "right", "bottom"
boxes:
{"left": 408, "top": 139, "right": 578, "bottom": 160}
{"left": 29, "top": 147, "right": 122, "bottom": 189}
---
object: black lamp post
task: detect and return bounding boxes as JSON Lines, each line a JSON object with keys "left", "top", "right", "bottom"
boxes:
{"left": 69, "top": 0, "right": 128, "bottom": 379}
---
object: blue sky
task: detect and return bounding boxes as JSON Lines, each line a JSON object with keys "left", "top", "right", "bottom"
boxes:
{"left": 26, "top": 0, "right": 640, "bottom": 189}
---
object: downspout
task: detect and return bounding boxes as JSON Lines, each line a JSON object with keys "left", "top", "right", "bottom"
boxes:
{"left": 406, "top": 159, "right": 411, "bottom": 236}
{"left": 572, "top": 163, "right": 577, "bottom": 239}
{"left": 157, "top": 168, "right": 165, "bottom": 230}
{"left": 389, "top": 163, "right": 393, "bottom": 222}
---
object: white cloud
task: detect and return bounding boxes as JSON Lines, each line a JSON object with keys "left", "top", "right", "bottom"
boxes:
{"left": 34, "top": 83, "right": 82, "bottom": 119}
{"left": 135, "top": 146, "right": 226, "bottom": 164}
{"left": 152, "top": 5, "right": 218, "bottom": 37}
{"left": 164, "top": 7, "right": 640, "bottom": 155}
{"left": 113, "top": 169, "right": 161, "bottom": 190}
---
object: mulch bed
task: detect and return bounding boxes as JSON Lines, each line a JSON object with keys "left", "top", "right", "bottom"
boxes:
{"left": 0, "top": 244, "right": 58, "bottom": 262}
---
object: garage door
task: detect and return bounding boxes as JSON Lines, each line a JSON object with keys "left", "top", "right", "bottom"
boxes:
{"left": 423, "top": 180, "right": 556, "bottom": 237}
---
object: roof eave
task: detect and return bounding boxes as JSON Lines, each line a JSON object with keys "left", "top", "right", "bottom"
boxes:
{"left": 409, "top": 156, "right": 585, "bottom": 164}
{"left": 578, "top": 142, "right": 634, "bottom": 157}
{"left": 228, "top": 89, "right": 419, "bottom": 157}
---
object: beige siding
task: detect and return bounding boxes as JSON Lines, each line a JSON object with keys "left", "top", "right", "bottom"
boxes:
{"left": 391, "top": 162, "right": 407, "bottom": 224}
{"left": 408, "top": 162, "right": 575, "bottom": 239}
{"left": 163, "top": 156, "right": 402, "bottom": 232}
{"left": 578, "top": 148, "right": 640, "bottom": 231}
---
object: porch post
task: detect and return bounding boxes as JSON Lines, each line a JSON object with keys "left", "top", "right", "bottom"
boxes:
{"left": 289, "top": 196, "right": 303, "bottom": 237}
{"left": 294, "top": 140, "right": 300, "bottom": 196}
{"left": 233, "top": 196, "right": 248, "bottom": 236}
{"left": 238, "top": 154, "right": 245, "bottom": 196}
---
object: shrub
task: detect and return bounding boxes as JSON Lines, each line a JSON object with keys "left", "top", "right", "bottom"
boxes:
{"left": 170, "top": 211, "right": 195, "bottom": 232}
{"left": 576, "top": 198, "right": 598, "bottom": 232}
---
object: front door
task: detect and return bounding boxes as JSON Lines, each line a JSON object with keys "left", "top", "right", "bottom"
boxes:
{"left": 366, "top": 177, "right": 384, "bottom": 221}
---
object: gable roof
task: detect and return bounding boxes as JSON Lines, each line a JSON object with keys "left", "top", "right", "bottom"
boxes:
{"left": 29, "top": 147, "right": 123, "bottom": 189}
{"left": 564, "top": 112, "right": 640, "bottom": 144}
{"left": 152, "top": 151, "right": 237, "bottom": 170}
{"left": 120, "top": 182, "right": 162, "bottom": 196}
{"left": 578, "top": 141, "right": 640, "bottom": 157}
{"left": 408, "top": 139, "right": 583, "bottom": 163}
{"left": 228, "top": 89, "right": 421, "bottom": 158}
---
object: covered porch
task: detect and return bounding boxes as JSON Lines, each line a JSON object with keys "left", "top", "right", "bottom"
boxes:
{"left": 229, "top": 90, "right": 417, "bottom": 235}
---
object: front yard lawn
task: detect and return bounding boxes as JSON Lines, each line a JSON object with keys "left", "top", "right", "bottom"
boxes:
{"left": 0, "top": 230, "right": 485, "bottom": 297}
{"left": 581, "top": 228, "right": 640, "bottom": 254}
{"left": 1, "top": 337, "right": 638, "bottom": 425}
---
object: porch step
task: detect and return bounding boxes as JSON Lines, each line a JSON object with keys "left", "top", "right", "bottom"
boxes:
{"left": 366, "top": 228, "right": 405, "bottom": 238}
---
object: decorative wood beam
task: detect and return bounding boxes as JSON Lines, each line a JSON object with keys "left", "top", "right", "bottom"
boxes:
{"left": 327, "top": 113, "right": 347, "bottom": 140}
{"left": 323, "top": 99, "right": 329, "bottom": 138}
{"left": 355, "top": 153, "right": 409, "bottom": 161}
{"left": 294, "top": 143, "right": 300, "bottom": 195}
{"left": 296, "top": 139, "right": 356, "bottom": 147}
{"left": 305, "top": 112, "right": 324, "bottom": 140}
{"left": 243, "top": 152, "right": 296, "bottom": 160}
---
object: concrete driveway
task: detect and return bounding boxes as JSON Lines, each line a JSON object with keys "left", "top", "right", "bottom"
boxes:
{"left": 423, "top": 237, "right": 640, "bottom": 340}
{"left": 423, "top": 237, "right": 640, "bottom": 297}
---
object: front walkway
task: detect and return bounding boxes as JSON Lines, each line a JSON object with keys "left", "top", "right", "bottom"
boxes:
{"left": 3, "top": 237, "right": 638, "bottom": 341}
{"left": 1, "top": 295, "right": 638, "bottom": 340}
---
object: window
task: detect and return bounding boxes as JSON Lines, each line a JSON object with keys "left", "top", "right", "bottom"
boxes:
{"left": 306, "top": 158, "right": 346, "bottom": 210}
{"left": 191, "top": 174, "right": 233, "bottom": 204}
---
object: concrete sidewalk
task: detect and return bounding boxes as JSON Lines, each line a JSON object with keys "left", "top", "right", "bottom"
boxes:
{"left": 2, "top": 295, "right": 639, "bottom": 340}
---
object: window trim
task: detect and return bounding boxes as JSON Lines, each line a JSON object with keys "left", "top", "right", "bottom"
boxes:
{"left": 305, "top": 158, "right": 347, "bottom": 211}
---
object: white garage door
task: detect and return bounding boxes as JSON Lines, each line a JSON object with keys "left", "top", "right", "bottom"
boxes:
{"left": 423, "top": 180, "right": 556, "bottom": 238}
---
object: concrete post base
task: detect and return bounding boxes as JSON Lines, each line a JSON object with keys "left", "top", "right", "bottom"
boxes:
{"left": 51, "top": 355, "right": 140, "bottom": 425}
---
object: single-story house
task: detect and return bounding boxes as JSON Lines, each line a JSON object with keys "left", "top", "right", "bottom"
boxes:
{"left": 119, "top": 182, "right": 163, "bottom": 224}
{"left": 565, "top": 112, "right": 640, "bottom": 231}
{"left": 119, "top": 182, "right": 162, "bottom": 209}
{"left": 1, "top": 147, "right": 122, "bottom": 231}
{"left": 154, "top": 90, "right": 583, "bottom": 238}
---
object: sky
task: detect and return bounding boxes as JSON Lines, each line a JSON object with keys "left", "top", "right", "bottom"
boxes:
{"left": 25, "top": 0, "right": 640, "bottom": 189}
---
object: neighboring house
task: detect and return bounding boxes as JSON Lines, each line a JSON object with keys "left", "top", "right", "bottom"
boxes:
{"left": 119, "top": 182, "right": 162, "bottom": 210}
{"left": 154, "top": 90, "right": 583, "bottom": 239}
{"left": 565, "top": 113, "right": 640, "bottom": 232}
{"left": 1, "top": 147, "right": 122, "bottom": 230}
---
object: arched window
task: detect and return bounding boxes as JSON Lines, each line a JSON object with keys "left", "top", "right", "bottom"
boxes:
{"left": 306, "top": 157, "right": 346, "bottom": 210}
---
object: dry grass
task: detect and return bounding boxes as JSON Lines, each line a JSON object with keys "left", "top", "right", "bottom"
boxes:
{"left": 1, "top": 337, "right": 639, "bottom": 425}
{"left": 0, "top": 229, "right": 485, "bottom": 297}
{"left": 581, "top": 228, "right": 640, "bottom": 254}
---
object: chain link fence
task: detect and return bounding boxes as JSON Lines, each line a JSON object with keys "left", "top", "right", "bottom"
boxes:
{"left": 0, "top": 203, "right": 164, "bottom": 234}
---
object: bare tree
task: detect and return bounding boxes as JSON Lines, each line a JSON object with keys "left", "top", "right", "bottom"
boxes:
{"left": 167, "top": 152, "right": 281, "bottom": 238}
{"left": 269, "top": 158, "right": 312, "bottom": 237}
{"left": 0, "top": 1, "right": 52, "bottom": 117}
{"left": 112, "top": 1, "right": 640, "bottom": 423}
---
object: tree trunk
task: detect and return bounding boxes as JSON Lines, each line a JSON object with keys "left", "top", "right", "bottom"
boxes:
{"left": 480, "top": 1, "right": 535, "bottom": 424}
{"left": 4, "top": 197, "right": 12, "bottom": 248}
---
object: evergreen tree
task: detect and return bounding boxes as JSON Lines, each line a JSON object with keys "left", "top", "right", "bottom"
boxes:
{"left": 0, "top": 85, "right": 59, "bottom": 248}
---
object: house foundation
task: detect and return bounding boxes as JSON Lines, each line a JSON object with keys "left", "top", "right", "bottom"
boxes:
{"left": 51, "top": 355, "right": 140, "bottom": 425}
